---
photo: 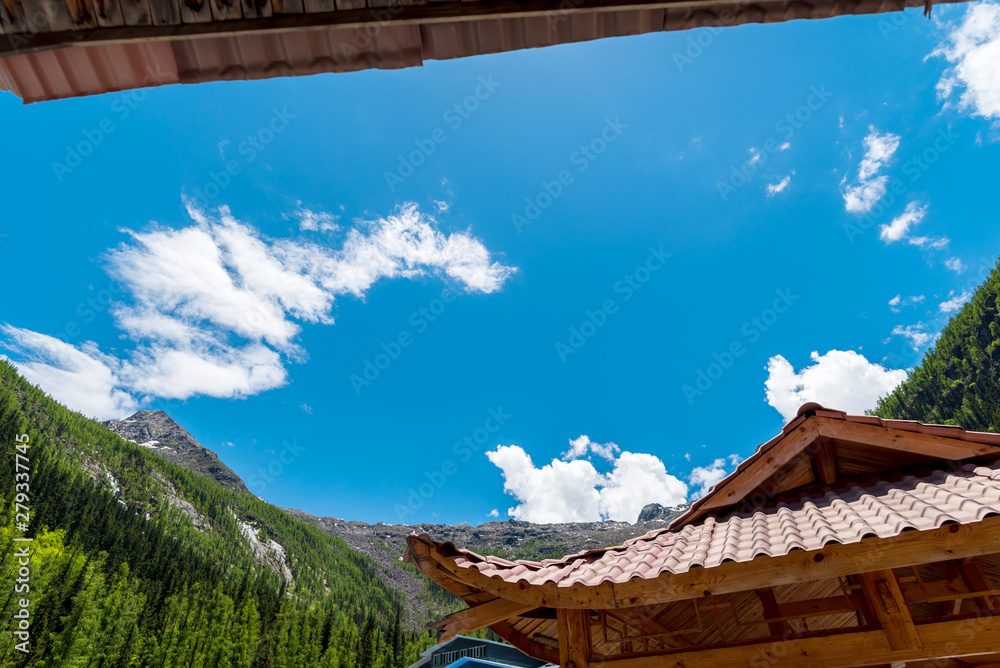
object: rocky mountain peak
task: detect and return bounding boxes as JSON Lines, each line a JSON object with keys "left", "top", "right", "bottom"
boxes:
{"left": 104, "top": 410, "right": 248, "bottom": 493}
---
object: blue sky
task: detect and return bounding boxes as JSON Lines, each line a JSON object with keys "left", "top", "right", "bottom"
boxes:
{"left": 2, "top": 2, "right": 1000, "bottom": 526}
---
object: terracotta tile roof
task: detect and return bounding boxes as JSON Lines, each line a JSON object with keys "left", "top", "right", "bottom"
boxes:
{"left": 410, "top": 460, "right": 1000, "bottom": 589}
{"left": 0, "top": 0, "right": 967, "bottom": 103}
{"left": 669, "top": 403, "right": 1000, "bottom": 530}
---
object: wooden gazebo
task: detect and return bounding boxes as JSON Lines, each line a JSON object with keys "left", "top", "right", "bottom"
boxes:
{"left": 405, "top": 403, "right": 1000, "bottom": 668}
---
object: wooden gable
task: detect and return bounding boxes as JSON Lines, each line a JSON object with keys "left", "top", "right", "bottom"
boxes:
{"left": 670, "top": 403, "right": 1000, "bottom": 530}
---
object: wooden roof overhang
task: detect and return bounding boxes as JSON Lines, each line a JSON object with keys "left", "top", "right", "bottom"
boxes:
{"left": 404, "top": 404, "right": 1000, "bottom": 668}
{"left": 0, "top": 0, "right": 971, "bottom": 102}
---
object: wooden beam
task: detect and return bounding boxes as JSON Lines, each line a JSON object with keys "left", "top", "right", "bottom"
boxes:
{"left": 756, "top": 588, "right": 787, "bottom": 636}
{"left": 407, "top": 516, "right": 1000, "bottom": 610}
{"left": 687, "top": 420, "right": 820, "bottom": 519}
{"left": 959, "top": 560, "right": 1000, "bottom": 612}
{"left": 492, "top": 620, "right": 560, "bottom": 666}
{"left": 858, "top": 570, "right": 922, "bottom": 651}
{"left": 814, "top": 417, "right": 1000, "bottom": 462}
{"left": 810, "top": 437, "right": 838, "bottom": 485}
{"left": 587, "top": 616, "right": 1000, "bottom": 668}
{"left": 604, "top": 607, "right": 693, "bottom": 648}
{"left": 558, "top": 608, "right": 592, "bottom": 668}
{"left": 427, "top": 597, "right": 537, "bottom": 640}
{"left": 0, "top": 0, "right": 941, "bottom": 56}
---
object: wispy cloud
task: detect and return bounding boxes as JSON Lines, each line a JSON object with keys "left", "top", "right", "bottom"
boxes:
{"left": 765, "top": 175, "right": 792, "bottom": 197}
{"left": 892, "top": 323, "right": 936, "bottom": 350}
{"left": 889, "top": 294, "right": 925, "bottom": 313}
{"left": 933, "top": 1, "right": 1000, "bottom": 131}
{"left": 946, "top": 257, "right": 967, "bottom": 273}
{"left": 880, "top": 201, "right": 927, "bottom": 243}
{"left": 2, "top": 202, "right": 516, "bottom": 418}
{"left": 843, "top": 128, "right": 901, "bottom": 214}
{"left": 295, "top": 207, "right": 340, "bottom": 233}
{"left": 939, "top": 290, "right": 973, "bottom": 313}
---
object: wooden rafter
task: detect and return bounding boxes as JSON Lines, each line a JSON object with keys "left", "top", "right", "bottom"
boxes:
{"left": 586, "top": 617, "right": 1000, "bottom": 668}
{"left": 428, "top": 597, "right": 537, "bottom": 640}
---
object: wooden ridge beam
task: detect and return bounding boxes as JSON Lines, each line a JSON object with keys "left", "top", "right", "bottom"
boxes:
{"left": 814, "top": 417, "right": 1000, "bottom": 462}
{"left": 407, "top": 516, "right": 1000, "bottom": 610}
{"left": 587, "top": 616, "right": 1000, "bottom": 668}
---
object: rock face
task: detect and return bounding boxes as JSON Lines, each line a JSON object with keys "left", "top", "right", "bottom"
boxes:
{"left": 105, "top": 410, "right": 248, "bottom": 493}
{"left": 285, "top": 506, "right": 691, "bottom": 606}
{"left": 637, "top": 502, "right": 689, "bottom": 523}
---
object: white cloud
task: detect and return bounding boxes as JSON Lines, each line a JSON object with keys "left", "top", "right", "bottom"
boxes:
{"left": 300, "top": 403, "right": 313, "bottom": 414}
{"left": 946, "top": 257, "right": 967, "bottom": 273}
{"left": 563, "top": 435, "right": 620, "bottom": 462}
{"left": 221, "top": 441, "right": 235, "bottom": 447}
{"left": 486, "top": 444, "right": 688, "bottom": 523}
{"left": 880, "top": 201, "right": 927, "bottom": 243}
{"left": 689, "top": 455, "right": 743, "bottom": 499}
{"left": 2, "top": 202, "right": 515, "bottom": 415}
{"left": 940, "top": 290, "right": 973, "bottom": 313}
{"left": 933, "top": 1, "right": 1000, "bottom": 126}
{"left": 765, "top": 175, "right": 792, "bottom": 197}
{"left": 764, "top": 350, "right": 908, "bottom": 422}
{"left": 779, "top": 142, "right": 791, "bottom": 151}
{"left": 488, "top": 508, "right": 499, "bottom": 518}
{"left": 843, "top": 128, "right": 901, "bottom": 213}
{"left": 1, "top": 326, "right": 137, "bottom": 420}
{"left": 296, "top": 207, "right": 340, "bottom": 233}
{"left": 892, "top": 324, "right": 936, "bottom": 350}
{"left": 747, "top": 149, "right": 763, "bottom": 165}
{"left": 889, "top": 294, "right": 926, "bottom": 313}
{"left": 434, "top": 200, "right": 450, "bottom": 213}
{"left": 909, "top": 235, "right": 950, "bottom": 250}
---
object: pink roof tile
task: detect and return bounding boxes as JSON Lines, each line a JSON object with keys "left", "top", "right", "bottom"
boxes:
{"left": 411, "top": 461, "right": 1000, "bottom": 589}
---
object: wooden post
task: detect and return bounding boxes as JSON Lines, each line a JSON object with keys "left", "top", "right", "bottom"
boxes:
{"left": 557, "top": 608, "right": 592, "bottom": 668}
{"left": 858, "top": 570, "right": 922, "bottom": 651}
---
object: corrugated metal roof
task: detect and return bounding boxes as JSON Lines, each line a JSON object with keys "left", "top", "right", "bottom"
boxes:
{"left": 0, "top": 0, "right": 961, "bottom": 103}
{"left": 409, "top": 460, "right": 1000, "bottom": 588}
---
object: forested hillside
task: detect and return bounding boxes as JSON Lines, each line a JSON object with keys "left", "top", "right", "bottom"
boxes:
{"left": 0, "top": 361, "right": 448, "bottom": 667}
{"left": 874, "top": 258, "right": 1000, "bottom": 431}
